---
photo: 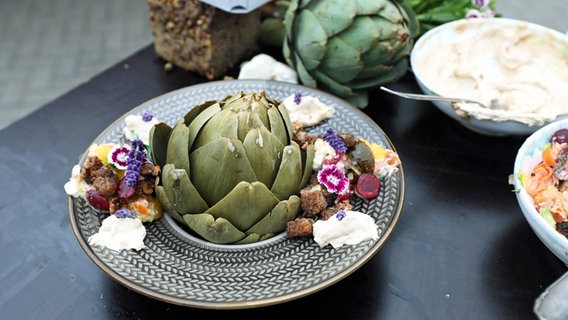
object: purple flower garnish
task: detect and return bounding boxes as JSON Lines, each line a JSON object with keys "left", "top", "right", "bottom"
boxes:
{"left": 124, "top": 139, "right": 146, "bottom": 187}
{"left": 466, "top": 8, "right": 482, "bottom": 19}
{"left": 142, "top": 112, "right": 153, "bottom": 122}
{"left": 115, "top": 208, "right": 136, "bottom": 219}
{"left": 336, "top": 210, "right": 346, "bottom": 221}
{"left": 294, "top": 92, "right": 302, "bottom": 105}
{"left": 317, "top": 165, "right": 350, "bottom": 194}
{"left": 323, "top": 128, "right": 347, "bottom": 154}
{"left": 471, "top": 0, "right": 489, "bottom": 9}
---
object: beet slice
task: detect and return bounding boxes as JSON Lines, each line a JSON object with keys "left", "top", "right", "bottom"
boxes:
{"left": 356, "top": 173, "right": 380, "bottom": 199}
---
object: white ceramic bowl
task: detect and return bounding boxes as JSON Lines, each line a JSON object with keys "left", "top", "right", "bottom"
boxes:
{"left": 513, "top": 118, "right": 568, "bottom": 265}
{"left": 411, "top": 18, "right": 568, "bottom": 136}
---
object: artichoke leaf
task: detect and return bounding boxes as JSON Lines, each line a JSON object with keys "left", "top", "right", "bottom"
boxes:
{"left": 304, "top": 0, "right": 356, "bottom": 37}
{"left": 377, "top": 1, "right": 406, "bottom": 24}
{"left": 277, "top": 103, "right": 294, "bottom": 141}
{"left": 192, "top": 108, "right": 238, "bottom": 150}
{"left": 355, "top": 0, "right": 385, "bottom": 14}
{"left": 267, "top": 106, "right": 289, "bottom": 146}
{"left": 312, "top": 69, "right": 356, "bottom": 97}
{"left": 299, "top": 143, "right": 315, "bottom": 191}
{"left": 155, "top": 184, "right": 185, "bottom": 224}
{"left": 183, "top": 213, "right": 246, "bottom": 244}
{"left": 189, "top": 138, "right": 257, "bottom": 205}
{"left": 149, "top": 122, "right": 172, "bottom": 168}
{"left": 271, "top": 141, "right": 303, "bottom": 201}
{"left": 294, "top": 10, "right": 327, "bottom": 71}
{"left": 161, "top": 164, "right": 209, "bottom": 215}
{"left": 235, "top": 233, "right": 262, "bottom": 244}
{"left": 318, "top": 36, "right": 364, "bottom": 84}
{"left": 242, "top": 127, "right": 284, "bottom": 188}
{"left": 166, "top": 119, "right": 190, "bottom": 173}
{"left": 187, "top": 103, "right": 221, "bottom": 150}
{"left": 235, "top": 104, "right": 268, "bottom": 141}
{"left": 183, "top": 100, "right": 218, "bottom": 125}
{"left": 287, "top": 50, "right": 318, "bottom": 89}
{"left": 205, "top": 181, "right": 280, "bottom": 231}
{"left": 348, "top": 59, "right": 409, "bottom": 89}
{"left": 337, "top": 16, "right": 381, "bottom": 53}
{"left": 245, "top": 195, "right": 300, "bottom": 236}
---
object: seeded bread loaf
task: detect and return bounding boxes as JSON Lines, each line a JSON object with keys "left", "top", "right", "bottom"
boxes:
{"left": 147, "top": 0, "right": 261, "bottom": 80}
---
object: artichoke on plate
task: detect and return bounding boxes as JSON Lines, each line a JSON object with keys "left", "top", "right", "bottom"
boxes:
{"left": 283, "top": 0, "right": 419, "bottom": 107}
{"left": 150, "top": 91, "right": 314, "bottom": 244}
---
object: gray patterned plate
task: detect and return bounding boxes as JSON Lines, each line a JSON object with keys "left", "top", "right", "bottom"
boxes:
{"left": 68, "top": 80, "right": 405, "bottom": 309}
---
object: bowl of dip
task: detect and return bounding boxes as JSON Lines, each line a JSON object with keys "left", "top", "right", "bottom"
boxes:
{"left": 410, "top": 18, "right": 568, "bottom": 136}
{"left": 513, "top": 118, "right": 568, "bottom": 265}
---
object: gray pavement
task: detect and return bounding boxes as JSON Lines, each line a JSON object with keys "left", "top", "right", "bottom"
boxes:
{"left": 0, "top": 0, "right": 566, "bottom": 131}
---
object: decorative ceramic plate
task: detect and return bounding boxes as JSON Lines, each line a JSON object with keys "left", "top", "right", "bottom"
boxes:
{"left": 68, "top": 80, "right": 405, "bottom": 309}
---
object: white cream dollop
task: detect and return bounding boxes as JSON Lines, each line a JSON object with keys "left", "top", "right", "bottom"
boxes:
{"left": 124, "top": 114, "right": 160, "bottom": 145}
{"left": 312, "top": 138, "right": 336, "bottom": 171}
{"left": 283, "top": 94, "right": 334, "bottom": 127}
{"left": 88, "top": 215, "right": 146, "bottom": 251}
{"left": 64, "top": 164, "right": 89, "bottom": 198}
{"left": 313, "top": 210, "right": 379, "bottom": 249}
{"left": 238, "top": 54, "right": 298, "bottom": 83}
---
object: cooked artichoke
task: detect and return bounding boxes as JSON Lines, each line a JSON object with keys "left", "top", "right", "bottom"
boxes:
{"left": 150, "top": 91, "right": 314, "bottom": 244}
{"left": 283, "top": 0, "right": 419, "bottom": 107}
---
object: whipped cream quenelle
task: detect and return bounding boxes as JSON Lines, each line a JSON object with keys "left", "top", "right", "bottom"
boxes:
{"left": 313, "top": 210, "right": 379, "bottom": 249}
{"left": 283, "top": 94, "right": 334, "bottom": 127}
{"left": 88, "top": 215, "right": 146, "bottom": 251}
{"left": 413, "top": 19, "right": 568, "bottom": 126}
{"left": 123, "top": 113, "right": 160, "bottom": 145}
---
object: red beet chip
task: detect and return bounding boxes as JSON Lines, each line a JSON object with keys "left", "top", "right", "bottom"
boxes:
{"left": 86, "top": 189, "right": 110, "bottom": 211}
{"left": 356, "top": 173, "right": 381, "bottom": 199}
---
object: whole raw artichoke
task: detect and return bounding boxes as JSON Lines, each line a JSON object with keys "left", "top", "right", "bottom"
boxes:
{"left": 283, "top": 0, "right": 419, "bottom": 107}
{"left": 150, "top": 91, "right": 314, "bottom": 244}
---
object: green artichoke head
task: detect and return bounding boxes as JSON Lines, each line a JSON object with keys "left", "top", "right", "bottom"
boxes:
{"left": 283, "top": 0, "right": 419, "bottom": 107}
{"left": 150, "top": 91, "right": 314, "bottom": 244}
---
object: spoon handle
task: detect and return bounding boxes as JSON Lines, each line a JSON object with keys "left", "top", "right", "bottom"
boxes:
{"left": 380, "top": 86, "right": 490, "bottom": 109}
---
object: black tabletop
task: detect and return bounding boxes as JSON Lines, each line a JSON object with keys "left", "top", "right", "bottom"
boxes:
{"left": 1, "top": 45, "right": 564, "bottom": 320}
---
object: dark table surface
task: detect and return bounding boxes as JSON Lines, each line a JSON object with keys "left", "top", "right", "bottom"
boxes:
{"left": 1, "top": 45, "right": 565, "bottom": 320}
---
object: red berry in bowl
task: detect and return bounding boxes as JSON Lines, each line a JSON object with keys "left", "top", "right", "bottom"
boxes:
{"left": 86, "top": 189, "right": 110, "bottom": 211}
{"left": 551, "top": 129, "right": 568, "bottom": 144}
{"left": 356, "top": 173, "right": 381, "bottom": 199}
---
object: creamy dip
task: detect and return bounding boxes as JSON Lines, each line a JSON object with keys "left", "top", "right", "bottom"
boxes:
{"left": 88, "top": 215, "right": 146, "bottom": 251}
{"left": 238, "top": 53, "right": 298, "bottom": 83}
{"left": 283, "top": 94, "right": 334, "bottom": 127}
{"left": 415, "top": 20, "right": 568, "bottom": 126}
{"left": 312, "top": 210, "right": 379, "bottom": 249}
{"left": 124, "top": 114, "right": 159, "bottom": 145}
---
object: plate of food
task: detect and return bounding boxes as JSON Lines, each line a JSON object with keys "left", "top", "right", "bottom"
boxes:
{"left": 66, "top": 79, "right": 405, "bottom": 308}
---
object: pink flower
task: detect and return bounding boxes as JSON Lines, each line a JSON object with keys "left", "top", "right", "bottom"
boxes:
{"left": 317, "top": 165, "right": 350, "bottom": 195}
{"left": 108, "top": 145, "right": 131, "bottom": 170}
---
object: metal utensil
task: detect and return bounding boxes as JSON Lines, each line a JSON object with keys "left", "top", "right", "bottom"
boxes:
{"left": 534, "top": 271, "right": 568, "bottom": 320}
{"left": 380, "top": 86, "right": 499, "bottom": 110}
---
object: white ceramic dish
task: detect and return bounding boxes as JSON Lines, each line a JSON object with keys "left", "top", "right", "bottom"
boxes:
{"left": 411, "top": 18, "right": 568, "bottom": 136}
{"left": 513, "top": 118, "right": 568, "bottom": 265}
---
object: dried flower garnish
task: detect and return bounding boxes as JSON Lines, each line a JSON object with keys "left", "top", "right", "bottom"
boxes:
{"left": 115, "top": 208, "right": 136, "bottom": 219}
{"left": 317, "top": 165, "right": 350, "bottom": 194}
{"left": 124, "top": 139, "right": 146, "bottom": 187}
{"left": 336, "top": 210, "right": 346, "bottom": 221}
{"left": 472, "top": 0, "right": 490, "bottom": 9}
{"left": 294, "top": 92, "right": 302, "bottom": 105}
{"left": 142, "top": 112, "right": 153, "bottom": 122}
{"left": 323, "top": 128, "right": 347, "bottom": 154}
{"left": 108, "top": 145, "right": 131, "bottom": 170}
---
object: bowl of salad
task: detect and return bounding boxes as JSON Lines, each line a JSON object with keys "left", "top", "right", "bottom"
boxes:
{"left": 514, "top": 118, "right": 568, "bottom": 265}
